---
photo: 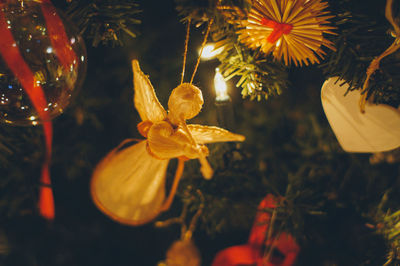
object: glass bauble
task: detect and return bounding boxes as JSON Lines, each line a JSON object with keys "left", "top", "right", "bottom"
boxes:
{"left": 0, "top": 0, "right": 87, "bottom": 126}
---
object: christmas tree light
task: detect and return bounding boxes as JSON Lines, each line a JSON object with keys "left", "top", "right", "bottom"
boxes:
{"left": 214, "top": 68, "right": 229, "bottom": 102}
{"left": 199, "top": 43, "right": 223, "bottom": 60}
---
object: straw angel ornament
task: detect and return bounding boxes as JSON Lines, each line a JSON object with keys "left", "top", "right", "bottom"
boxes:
{"left": 90, "top": 60, "right": 245, "bottom": 226}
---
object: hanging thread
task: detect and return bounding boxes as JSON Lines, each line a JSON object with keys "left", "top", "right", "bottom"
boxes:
{"left": 190, "top": 19, "right": 214, "bottom": 84}
{"left": 181, "top": 19, "right": 191, "bottom": 85}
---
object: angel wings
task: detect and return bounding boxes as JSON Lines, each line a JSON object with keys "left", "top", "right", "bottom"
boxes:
{"left": 90, "top": 60, "right": 245, "bottom": 225}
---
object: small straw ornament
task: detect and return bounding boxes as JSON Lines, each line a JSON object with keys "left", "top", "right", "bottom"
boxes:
{"left": 236, "top": 0, "right": 336, "bottom": 66}
{"left": 155, "top": 189, "right": 204, "bottom": 266}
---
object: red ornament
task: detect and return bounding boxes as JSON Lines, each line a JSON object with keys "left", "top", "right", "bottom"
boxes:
{"left": 212, "top": 194, "right": 300, "bottom": 266}
{"left": 0, "top": 0, "right": 86, "bottom": 220}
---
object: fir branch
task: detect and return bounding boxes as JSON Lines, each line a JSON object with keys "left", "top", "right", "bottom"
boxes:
{"left": 67, "top": 0, "right": 141, "bottom": 47}
{"left": 211, "top": 2, "right": 289, "bottom": 100}
{"left": 175, "top": 0, "right": 250, "bottom": 25}
{"left": 216, "top": 40, "right": 289, "bottom": 100}
{"left": 175, "top": 0, "right": 214, "bottom": 25}
{"left": 178, "top": 0, "right": 289, "bottom": 100}
{"left": 322, "top": 1, "right": 400, "bottom": 106}
{"left": 373, "top": 192, "right": 400, "bottom": 265}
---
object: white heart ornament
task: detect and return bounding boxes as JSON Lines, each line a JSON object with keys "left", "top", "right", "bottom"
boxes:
{"left": 321, "top": 77, "right": 400, "bottom": 153}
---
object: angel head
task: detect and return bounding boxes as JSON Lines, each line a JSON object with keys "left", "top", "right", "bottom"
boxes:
{"left": 90, "top": 60, "right": 244, "bottom": 226}
{"left": 168, "top": 83, "right": 204, "bottom": 123}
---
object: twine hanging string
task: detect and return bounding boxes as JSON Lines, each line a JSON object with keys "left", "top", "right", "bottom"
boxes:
{"left": 178, "top": 19, "right": 215, "bottom": 179}
{"left": 190, "top": 19, "right": 214, "bottom": 84}
{"left": 181, "top": 19, "right": 191, "bottom": 85}
{"left": 359, "top": 0, "right": 400, "bottom": 113}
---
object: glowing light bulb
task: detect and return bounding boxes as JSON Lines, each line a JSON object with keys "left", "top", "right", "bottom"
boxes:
{"left": 200, "top": 43, "right": 224, "bottom": 60}
{"left": 214, "top": 68, "right": 229, "bottom": 101}
{"left": 247, "top": 82, "right": 257, "bottom": 94}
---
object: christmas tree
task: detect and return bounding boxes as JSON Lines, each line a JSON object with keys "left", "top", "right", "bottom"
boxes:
{"left": 1, "top": 0, "right": 400, "bottom": 265}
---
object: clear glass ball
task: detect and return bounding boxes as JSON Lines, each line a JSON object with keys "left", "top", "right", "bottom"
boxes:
{"left": 0, "top": 0, "right": 87, "bottom": 126}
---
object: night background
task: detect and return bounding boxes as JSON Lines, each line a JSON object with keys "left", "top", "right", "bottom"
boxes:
{"left": 0, "top": 0, "right": 400, "bottom": 265}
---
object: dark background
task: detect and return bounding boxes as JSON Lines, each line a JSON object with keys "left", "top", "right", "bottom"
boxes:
{"left": 0, "top": 0, "right": 397, "bottom": 265}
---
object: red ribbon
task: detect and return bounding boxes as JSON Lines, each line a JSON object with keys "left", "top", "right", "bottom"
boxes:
{"left": 41, "top": 0, "right": 78, "bottom": 72}
{"left": 261, "top": 18, "right": 293, "bottom": 44}
{"left": 0, "top": 0, "right": 78, "bottom": 220}
{"left": 212, "top": 194, "right": 300, "bottom": 266}
{"left": 0, "top": 8, "right": 54, "bottom": 220}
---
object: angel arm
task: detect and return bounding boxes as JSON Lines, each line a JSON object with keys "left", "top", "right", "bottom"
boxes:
{"left": 181, "top": 124, "right": 245, "bottom": 179}
{"left": 147, "top": 121, "right": 207, "bottom": 159}
{"left": 147, "top": 122, "right": 214, "bottom": 179}
{"left": 132, "top": 60, "right": 167, "bottom": 122}
{"left": 187, "top": 124, "right": 245, "bottom": 144}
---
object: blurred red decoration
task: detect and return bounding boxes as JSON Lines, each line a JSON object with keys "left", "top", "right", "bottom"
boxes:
{"left": 212, "top": 194, "right": 300, "bottom": 266}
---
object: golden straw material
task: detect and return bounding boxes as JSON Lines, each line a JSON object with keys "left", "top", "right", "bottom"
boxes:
{"left": 190, "top": 19, "right": 214, "bottom": 84}
{"left": 91, "top": 140, "right": 169, "bottom": 226}
{"left": 236, "top": 0, "right": 336, "bottom": 66}
{"left": 90, "top": 60, "right": 245, "bottom": 225}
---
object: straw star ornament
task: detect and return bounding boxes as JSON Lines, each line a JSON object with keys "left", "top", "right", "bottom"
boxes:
{"left": 236, "top": 0, "right": 337, "bottom": 66}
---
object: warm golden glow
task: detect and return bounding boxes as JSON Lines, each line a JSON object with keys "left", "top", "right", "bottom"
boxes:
{"left": 276, "top": 38, "right": 281, "bottom": 48}
{"left": 247, "top": 81, "right": 257, "bottom": 94}
{"left": 214, "top": 68, "right": 229, "bottom": 101}
{"left": 199, "top": 43, "right": 223, "bottom": 60}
